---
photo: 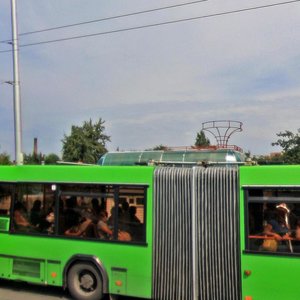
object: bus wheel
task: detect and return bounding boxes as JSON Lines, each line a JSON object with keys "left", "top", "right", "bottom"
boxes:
{"left": 67, "top": 262, "right": 103, "bottom": 300}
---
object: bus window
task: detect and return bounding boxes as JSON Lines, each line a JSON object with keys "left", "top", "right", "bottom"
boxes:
{"left": 245, "top": 188, "right": 300, "bottom": 254}
{"left": 119, "top": 186, "right": 146, "bottom": 243}
{"left": 58, "top": 184, "right": 147, "bottom": 243}
{"left": 0, "top": 184, "right": 12, "bottom": 216}
{"left": 58, "top": 184, "right": 114, "bottom": 239}
{"left": 12, "top": 184, "right": 56, "bottom": 234}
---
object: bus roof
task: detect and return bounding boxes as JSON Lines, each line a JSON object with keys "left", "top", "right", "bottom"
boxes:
{"left": 98, "top": 149, "right": 245, "bottom": 166}
{"left": 0, "top": 165, "right": 155, "bottom": 185}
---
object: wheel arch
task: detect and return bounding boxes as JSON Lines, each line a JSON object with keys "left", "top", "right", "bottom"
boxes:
{"left": 63, "top": 254, "right": 109, "bottom": 294}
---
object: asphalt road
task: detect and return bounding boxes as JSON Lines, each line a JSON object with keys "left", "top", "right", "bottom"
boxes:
{"left": 0, "top": 280, "right": 141, "bottom": 300}
{"left": 0, "top": 279, "right": 70, "bottom": 300}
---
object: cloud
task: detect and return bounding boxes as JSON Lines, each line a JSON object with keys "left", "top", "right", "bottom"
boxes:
{"left": 0, "top": 1, "right": 300, "bottom": 159}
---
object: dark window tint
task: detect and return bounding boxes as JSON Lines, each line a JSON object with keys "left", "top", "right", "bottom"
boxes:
{"left": 0, "top": 184, "right": 13, "bottom": 215}
{"left": 12, "top": 184, "right": 56, "bottom": 234}
{"left": 59, "top": 184, "right": 114, "bottom": 239}
{"left": 118, "top": 186, "right": 146, "bottom": 242}
{"left": 58, "top": 184, "right": 147, "bottom": 243}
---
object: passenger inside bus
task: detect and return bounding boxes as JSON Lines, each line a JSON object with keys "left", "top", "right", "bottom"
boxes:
{"left": 263, "top": 203, "right": 293, "bottom": 252}
{"left": 118, "top": 201, "right": 133, "bottom": 241}
{"left": 106, "top": 206, "right": 132, "bottom": 241}
{"left": 30, "top": 199, "right": 42, "bottom": 226}
{"left": 97, "top": 211, "right": 113, "bottom": 239}
{"left": 10, "top": 184, "right": 146, "bottom": 243}
{"left": 0, "top": 187, "right": 11, "bottom": 215}
{"left": 129, "top": 206, "right": 140, "bottom": 223}
{"left": 13, "top": 202, "right": 35, "bottom": 232}
{"left": 108, "top": 206, "right": 121, "bottom": 227}
{"left": 91, "top": 198, "right": 102, "bottom": 217}
{"left": 267, "top": 204, "right": 290, "bottom": 235}
{"left": 248, "top": 199, "right": 300, "bottom": 253}
{"left": 63, "top": 197, "right": 92, "bottom": 237}
{"left": 121, "top": 201, "right": 130, "bottom": 221}
{"left": 64, "top": 213, "right": 92, "bottom": 237}
{"left": 38, "top": 202, "right": 56, "bottom": 234}
{"left": 292, "top": 220, "right": 300, "bottom": 252}
{"left": 128, "top": 206, "right": 143, "bottom": 241}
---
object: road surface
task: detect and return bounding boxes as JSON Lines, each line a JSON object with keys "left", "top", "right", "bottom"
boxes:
{"left": 0, "top": 279, "right": 70, "bottom": 300}
{"left": 0, "top": 279, "right": 140, "bottom": 300}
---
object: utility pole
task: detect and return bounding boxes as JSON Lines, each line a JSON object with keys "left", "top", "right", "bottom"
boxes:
{"left": 10, "top": 0, "right": 23, "bottom": 165}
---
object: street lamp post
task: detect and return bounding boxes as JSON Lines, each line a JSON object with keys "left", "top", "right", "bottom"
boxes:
{"left": 10, "top": 0, "right": 23, "bottom": 165}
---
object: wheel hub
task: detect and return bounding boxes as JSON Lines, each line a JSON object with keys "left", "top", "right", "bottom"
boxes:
{"left": 79, "top": 272, "right": 95, "bottom": 291}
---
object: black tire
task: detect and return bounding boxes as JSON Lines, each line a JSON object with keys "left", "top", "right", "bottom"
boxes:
{"left": 67, "top": 262, "right": 103, "bottom": 300}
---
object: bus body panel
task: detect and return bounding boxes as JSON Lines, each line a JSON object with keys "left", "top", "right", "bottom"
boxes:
{"left": 240, "top": 165, "right": 300, "bottom": 300}
{"left": 3, "top": 164, "right": 300, "bottom": 299}
{"left": 0, "top": 165, "right": 154, "bottom": 299}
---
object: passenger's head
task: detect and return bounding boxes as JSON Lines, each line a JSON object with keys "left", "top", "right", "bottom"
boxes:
{"left": 99, "top": 211, "right": 108, "bottom": 221}
{"left": 110, "top": 206, "right": 122, "bottom": 217}
{"left": 14, "top": 202, "right": 25, "bottom": 211}
{"left": 66, "top": 196, "right": 77, "bottom": 209}
{"left": 32, "top": 199, "right": 42, "bottom": 210}
{"left": 92, "top": 198, "right": 99, "bottom": 208}
{"left": 121, "top": 201, "right": 129, "bottom": 212}
{"left": 129, "top": 206, "right": 137, "bottom": 217}
{"left": 276, "top": 203, "right": 290, "bottom": 214}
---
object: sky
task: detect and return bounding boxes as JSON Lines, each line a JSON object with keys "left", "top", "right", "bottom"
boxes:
{"left": 0, "top": 0, "right": 300, "bottom": 159}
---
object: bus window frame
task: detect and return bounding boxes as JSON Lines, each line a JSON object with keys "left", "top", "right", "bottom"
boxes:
{"left": 118, "top": 184, "right": 148, "bottom": 243}
{"left": 0, "top": 182, "right": 14, "bottom": 217}
{"left": 8, "top": 181, "right": 148, "bottom": 246}
{"left": 243, "top": 185, "right": 300, "bottom": 256}
{"left": 10, "top": 182, "right": 58, "bottom": 236}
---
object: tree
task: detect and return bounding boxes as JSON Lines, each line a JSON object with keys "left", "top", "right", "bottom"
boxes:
{"left": 152, "top": 144, "right": 169, "bottom": 151}
{"left": 44, "top": 153, "right": 60, "bottom": 165}
{"left": 23, "top": 152, "right": 43, "bottom": 165}
{"left": 0, "top": 152, "right": 11, "bottom": 165}
{"left": 251, "top": 153, "right": 284, "bottom": 165}
{"left": 23, "top": 152, "right": 60, "bottom": 165}
{"left": 62, "top": 118, "right": 110, "bottom": 164}
{"left": 195, "top": 130, "right": 210, "bottom": 147}
{"left": 272, "top": 129, "right": 300, "bottom": 164}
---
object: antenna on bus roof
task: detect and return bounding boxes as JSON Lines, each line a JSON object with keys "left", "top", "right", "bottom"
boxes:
{"left": 202, "top": 120, "right": 243, "bottom": 149}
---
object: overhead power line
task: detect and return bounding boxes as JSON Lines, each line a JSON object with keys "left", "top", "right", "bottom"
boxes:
{"left": 0, "top": 0, "right": 299, "bottom": 53}
{"left": 20, "top": 0, "right": 209, "bottom": 36}
{"left": 0, "top": 0, "right": 209, "bottom": 44}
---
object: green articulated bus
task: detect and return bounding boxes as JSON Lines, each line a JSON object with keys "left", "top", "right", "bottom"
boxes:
{"left": 0, "top": 164, "right": 299, "bottom": 300}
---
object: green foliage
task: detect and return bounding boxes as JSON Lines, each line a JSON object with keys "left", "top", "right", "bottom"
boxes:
{"left": 0, "top": 152, "right": 12, "bottom": 165}
{"left": 44, "top": 153, "right": 60, "bottom": 165}
{"left": 62, "top": 118, "right": 110, "bottom": 164}
{"left": 23, "top": 152, "right": 60, "bottom": 165}
{"left": 195, "top": 130, "right": 210, "bottom": 147}
{"left": 152, "top": 144, "right": 169, "bottom": 151}
{"left": 252, "top": 153, "right": 284, "bottom": 165}
{"left": 272, "top": 129, "right": 300, "bottom": 164}
{"left": 244, "top": 150, "right": 251, "bottom": 159}
{"left": 23, "top": 153, "right": 43, "bottom": 165}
